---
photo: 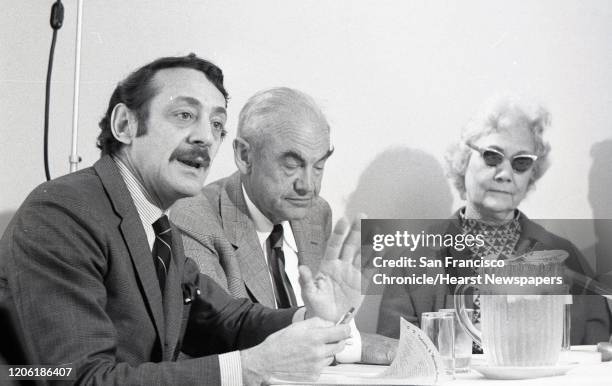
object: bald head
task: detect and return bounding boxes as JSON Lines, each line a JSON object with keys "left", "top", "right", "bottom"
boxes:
{"left": 237, "top": 87, "right": 330, "bottom": 150}
{"left": 234, "top": 87, "right": 333, "bottom": 223}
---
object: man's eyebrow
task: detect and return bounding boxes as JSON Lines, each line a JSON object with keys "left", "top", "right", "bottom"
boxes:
{"left": 281, "top": 147, "right": 335, "bottom": 164}
{"left": 281, "top": 151, "right": 306, "bottom": 163}
{"left": 169, "top": 96, "right": 202, "bottom": 107}
{"left": 317, "top": 147, "right": 335, "bottom": 163}
{"left": 211, "top": 106, "right": 227, "bottom": 116}
{"left": 170, "top": 97, "right": 227, "bottom": 116}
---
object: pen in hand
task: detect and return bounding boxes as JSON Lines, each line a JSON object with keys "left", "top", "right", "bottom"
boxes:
{"left": 337, "top": 307, "right": 356, "bottom": 345}
{"left": 336, "top": 307, "right": 355, "bottom": 326}
{"left": 331, "top": 307, "right": 356, "bottom": 365}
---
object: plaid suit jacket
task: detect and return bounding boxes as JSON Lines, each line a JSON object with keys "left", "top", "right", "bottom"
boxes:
{"left": 0, "top": 156, "right": 294, "bottom": 384}
{"left": 171, "top": 172, "right": 332, "bottom": 308}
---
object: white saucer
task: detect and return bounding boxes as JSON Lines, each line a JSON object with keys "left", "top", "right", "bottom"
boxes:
{"left": 471, "top": 362, "right": 578, "bottom": 380}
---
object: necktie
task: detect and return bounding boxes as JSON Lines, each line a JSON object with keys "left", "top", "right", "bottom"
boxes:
{"left": 267, "top": 224, "right": 297, "bottom": 308}
{"left": 152, "top": 215, "right": 173, "bottom": 293}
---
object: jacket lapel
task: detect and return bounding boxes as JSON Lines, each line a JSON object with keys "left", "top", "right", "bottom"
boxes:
{"left": 93, "top": 156, "right": 165, "bottom": 349}
{"left": 221, "top": 173, "right": 276, "bottom": 307}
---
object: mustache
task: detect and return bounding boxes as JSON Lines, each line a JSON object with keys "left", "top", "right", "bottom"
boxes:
{"left": 170, "top": 146, "right": 211, "bottom": 167}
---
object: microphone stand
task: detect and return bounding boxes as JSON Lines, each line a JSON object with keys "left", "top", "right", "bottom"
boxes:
{"left": 69, "top": 0, "right": 84, "bottom": 172}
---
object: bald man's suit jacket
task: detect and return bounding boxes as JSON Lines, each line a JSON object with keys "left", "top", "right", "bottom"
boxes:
{"left": 0, "top": 156, "right": 294, "bottom": 385}
{"left": 171, "top": 172, "right": 332, "bottom": 308}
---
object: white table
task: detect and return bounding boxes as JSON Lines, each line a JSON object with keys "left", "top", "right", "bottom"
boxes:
{"left": 271, "top": 346, "right": 611, "bottom": 385}
{"left": 449, "top": 346, "right": 610, "bottom": 386}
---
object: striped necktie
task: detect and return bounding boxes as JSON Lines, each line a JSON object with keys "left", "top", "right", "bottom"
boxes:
{"left": 267, "top": 224, "right": 297, "bottom": 308}
{"left": 152, "top": 215, "right": 173, "bottom": 293}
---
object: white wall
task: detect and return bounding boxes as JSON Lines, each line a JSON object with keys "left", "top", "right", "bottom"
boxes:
{"left": 2, "top": 1, "right": 611, "bottom": 290}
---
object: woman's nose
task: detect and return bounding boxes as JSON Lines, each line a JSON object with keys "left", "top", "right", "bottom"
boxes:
{"left": 493, "top": 160, "right": 514, "bottom": 183}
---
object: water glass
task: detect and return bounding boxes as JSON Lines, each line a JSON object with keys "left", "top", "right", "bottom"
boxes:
{"left": 562, "top": 295, "right": 572, "bottom": 351}
{"left": 421, "top": 311, "right": 455, "bottom": 376}
{"left": 440, "top": 308, "right": 473, "bottom": 373}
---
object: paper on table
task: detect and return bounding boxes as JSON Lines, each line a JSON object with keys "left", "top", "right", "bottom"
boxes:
{"left": 270, "top": 317, "right": 443, "bottom": 385}
{"left": 381, "top": 317, "right": 444, "bottom": 383}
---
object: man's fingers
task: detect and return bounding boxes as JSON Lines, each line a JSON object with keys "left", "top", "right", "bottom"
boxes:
{"left": 304, "top": 323, "right": 350, "bottom": 345}
{"left": 352, "top": 250, "right": 362, "bottom": 269}
{"left": 298, "top": 265, "right": 314, "bottom": 292}
{"left": 324, "top": 218, "right": 350, "bottom": 260}
{"left": 300, "top": 316, "right": 334, "bottom": 328}
{"left": 328, "top": 215, "right": 365, "bottom": 263}
{"left": 321, "top": 340, "right": 347, "bottom": 358}
{"left": 339, "top": 217, "right": 362, "bottom": 263}
{"left": 359, "top": 227, "right": 378, "bottom": 272}
{"left": 361, "top": 251, "right": 377, "bottom": 274}
{"left": 318, "top": 324, "right": 351, "bottom": 343}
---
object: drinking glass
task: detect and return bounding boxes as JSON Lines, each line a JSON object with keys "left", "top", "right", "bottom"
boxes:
{"left": 421, "top": 311, "right": 455, "bottom": 376}
{"left": 562, "top": 295, "right": 572, "bottom": 351}
{"left": 440, "top": 308, "right": 473, "bottom": 373}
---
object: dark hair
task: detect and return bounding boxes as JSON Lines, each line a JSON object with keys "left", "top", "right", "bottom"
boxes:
{"left": 96, "top": 53, "right": 229, "bottom": 155}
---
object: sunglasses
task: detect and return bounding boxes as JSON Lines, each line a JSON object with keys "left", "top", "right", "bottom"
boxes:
{"left": 467, "top": 142, "right": 538, "bottom": 173}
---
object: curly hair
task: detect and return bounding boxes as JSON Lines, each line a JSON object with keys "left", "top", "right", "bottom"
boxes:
{"left": 96, "top": 53, "right": 228, "bottom": 155}
{"left": 445, "top": 95, "right": 551, "bottom": 199}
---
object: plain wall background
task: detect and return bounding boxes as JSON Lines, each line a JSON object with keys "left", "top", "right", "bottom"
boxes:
{"left": 2, "top": 0, "right": 611, "bottom": 331}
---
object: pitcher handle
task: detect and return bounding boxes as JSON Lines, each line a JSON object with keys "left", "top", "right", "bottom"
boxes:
{"left": 454, "top": 283, "right": 482, "bottom": 347}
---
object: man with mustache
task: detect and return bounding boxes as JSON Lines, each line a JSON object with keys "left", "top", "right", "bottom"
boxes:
{"left": 0, "top": 55, "right": 364, "bottom": 385}
{"left": 172, "top": 87, "right": 396, "bottom": 364}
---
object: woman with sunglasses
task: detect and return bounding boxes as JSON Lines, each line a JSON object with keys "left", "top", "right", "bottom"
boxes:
{"left": 377, "top": 96, "right": 610, "bottom": 346}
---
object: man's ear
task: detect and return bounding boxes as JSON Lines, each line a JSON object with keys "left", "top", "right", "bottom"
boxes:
{"left": 233, "top": 137, "right": 252, "bottom": 174}
{"left": 110, "top": 103, "right": 138, "bottom": 145}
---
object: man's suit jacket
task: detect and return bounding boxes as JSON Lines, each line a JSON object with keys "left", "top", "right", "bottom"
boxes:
{"left": 377, "top": 211, "right": 611, "bottom": 345}
{"left": 0, "top": 156, "right": 294, "bottom": 385}
{"left": 171, "top": 172, "right": 332, "bottom": 308}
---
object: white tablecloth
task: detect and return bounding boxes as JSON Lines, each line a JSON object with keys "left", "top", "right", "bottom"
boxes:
{"left": 449, "top": 346, "right": 610, "bottom": 386}
{"left": 271, "top": 346, "right": 611, "bottom": 385}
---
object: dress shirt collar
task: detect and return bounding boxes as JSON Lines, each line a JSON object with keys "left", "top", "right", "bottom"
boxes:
{"left": 241, "top": 184, "right": 298, "bottom": 253}
{"left": 112, "top": 156, "right": 165, "bottom": 229}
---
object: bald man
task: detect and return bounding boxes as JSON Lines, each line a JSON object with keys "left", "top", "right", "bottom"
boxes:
{"left": 171, "top": 87, "right": 396, "bottom": 364}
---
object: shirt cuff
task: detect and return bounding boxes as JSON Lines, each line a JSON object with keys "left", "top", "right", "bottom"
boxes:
{"left": 219, "top": 351, "right": 242, "bottom": 386}
{"left": 334, "top": 319, "right": 362, "bottom": 363}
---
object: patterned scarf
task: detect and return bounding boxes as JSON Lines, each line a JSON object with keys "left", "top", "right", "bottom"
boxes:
{"left": 460, "top": 211, "right": 522, "bottom": 263}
